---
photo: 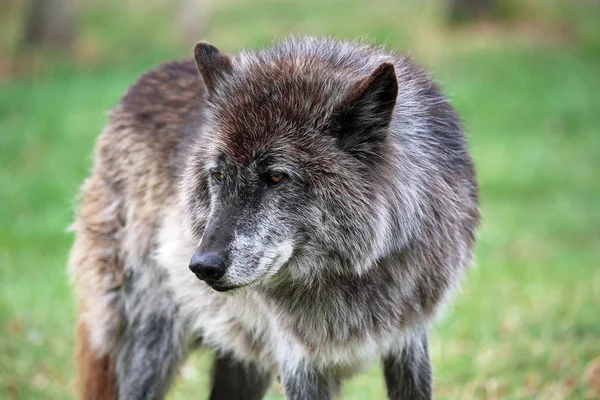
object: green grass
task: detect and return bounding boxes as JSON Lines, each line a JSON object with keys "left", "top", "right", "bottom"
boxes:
{"left": 1, "top": 0, "right": 599, "bottom": 399}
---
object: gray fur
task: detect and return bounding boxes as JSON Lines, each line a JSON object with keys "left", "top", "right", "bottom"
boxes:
{"left": 70, "top": 36, "right": 479, "bottom": 399}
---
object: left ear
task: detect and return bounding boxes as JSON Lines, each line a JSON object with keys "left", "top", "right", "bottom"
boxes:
{"left": 330, "top": 62, "right": 398, "bottom": 161}
{"left": 193, "top": 42, "right": 233, "bottom": 94}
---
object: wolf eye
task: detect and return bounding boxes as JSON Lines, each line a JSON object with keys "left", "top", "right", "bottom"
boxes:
{"left": 212, "top": 171, "right": 224, "bottom": 183}
{"left": 268, "top": 172, "right": 286, "bottom": 186}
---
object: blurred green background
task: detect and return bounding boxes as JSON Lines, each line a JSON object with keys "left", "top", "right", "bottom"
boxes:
{"left": 1, "top": 0, "right": 599, "bottom": 399}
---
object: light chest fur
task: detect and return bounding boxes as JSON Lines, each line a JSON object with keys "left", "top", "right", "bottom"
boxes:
{"left": 155, "top": 204, "right": 415, "bottom": 375}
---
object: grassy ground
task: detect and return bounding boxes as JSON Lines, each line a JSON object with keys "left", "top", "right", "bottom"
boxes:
{"left": 1, "top": 0, "right": 599, "bottom": 399}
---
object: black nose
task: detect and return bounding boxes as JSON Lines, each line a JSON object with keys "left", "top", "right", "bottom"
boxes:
{"left": 189, "top": 252, "right": 226, "bottom": 282}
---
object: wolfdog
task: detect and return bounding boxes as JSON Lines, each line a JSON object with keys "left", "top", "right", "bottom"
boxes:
{"left": 69, "top": 36, "right": 479, "bottom": 399}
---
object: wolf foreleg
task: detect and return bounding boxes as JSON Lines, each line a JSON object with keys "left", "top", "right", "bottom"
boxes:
{"left": 280, "top": 361, "right": 335, "bottom": 400}
{"left": 115, "top": 313, "right": 183, "bottom": 400}
{"left": 209, "top": 352, "right": 273, "bottom": 400}
{"left": 382, "top": 329, "right": 432, "bottom": 400}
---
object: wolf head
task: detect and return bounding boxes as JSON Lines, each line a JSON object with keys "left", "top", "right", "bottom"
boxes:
{"left": 180, "top": 39, "right": 401, "bottom": 292}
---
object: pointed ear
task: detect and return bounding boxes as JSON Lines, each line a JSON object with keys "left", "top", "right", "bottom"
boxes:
{"left": 331, "top": 63, "right": 398, "bottom": 160}
{"left": 193, "top": 42, "right": 233, "bottom": 93}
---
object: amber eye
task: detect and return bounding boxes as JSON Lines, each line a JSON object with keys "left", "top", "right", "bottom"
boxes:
{"left": 213, "top": 171, "right": 224, "bottom": 183}
{"left": 268, "top": 172, "right": 285, "bottom": 185}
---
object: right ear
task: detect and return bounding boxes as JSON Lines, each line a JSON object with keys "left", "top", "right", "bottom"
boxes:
{"left": 193, "top": 42, "right": 233, "bottom": 93}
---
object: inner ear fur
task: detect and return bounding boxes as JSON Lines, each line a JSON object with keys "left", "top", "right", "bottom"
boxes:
{"left": 193, "top": 42, "right": 233, "bottom": 93}
{"left": 332, "top": 62, "right": 398, "bottom": 158}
